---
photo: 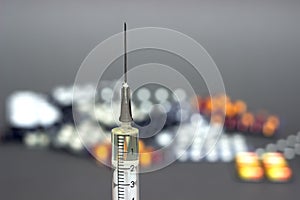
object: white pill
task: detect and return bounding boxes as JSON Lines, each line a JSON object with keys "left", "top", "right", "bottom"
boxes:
{"left": 156, "top": 131, "right": 172, "bottom": 147}
{"left": 220, "top": 149, "right": 233, "bottom": 162}
{"left": 173, "top": 88, "right": 187, "bottom": 102}
{"left": 255, "top": 148, "right": 265, "bottom": 158}
{"left": 101, "top": 87, "right": 113, "bottom": 102}
{"left": 294, "top": 143, "right": 300, "bottom": 155}
{"left": 284, "top": 148, "right": 295, "bottom": 160}
{"left": 276, "top": 139, "right": 287, "bottom": 152}
{"left": 266, "top": 144, "right": 277, "bottom": 152}
{"left": 206, "top": 149, "right": 219, "bottom": 162}
{"left": 287, "top": 135, "right": 297, "bottom": 147}
{"left": 137, "top": 87, "right": 151, "bottom": 101}
{"left": 155, "top": 88, "right": 169, "bottom": 102}
{"left": 190, "top": 149, "right": 202, "bottom": 162}
{"left": 24, "top": 133, "right": 38, "bottom": 147}
{"left": 140, "top": 101, "right": 153, "bottom": 114}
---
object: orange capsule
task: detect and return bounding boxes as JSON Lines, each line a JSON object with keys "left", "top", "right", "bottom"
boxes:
{"left": 211, "top": 113, "right": 225, "bottom": 124}
{"left": 203, "top": 97, "right": 212, "bottom": 115}
{"left": 139, "top": 140, "right": 146, "bottom": 153}
{"left": 236, "top": 152, "right": 261, "bottom": 167}
{"left": 225, "top": 102, "right": 236, "bottom": 118}
{"left": 140, "top": 147, "right": 153, "bottom": 167}
{"left": 212, "top": 95, "right": 227, "bottom": 113}
{"left": 267, "top": 115, "right": 280, "bottom": 127}
{"left": 266, "top": 167, "right": 292, "bottom": 182}
{"left": 241, "top": 112, "right": 255, "bottom": 127}
{"left": 238, "top": 166, "right": 264, "bottom": 181}
{"left": 262, "top": 153, "right": 287, "bottom": 168}
{"left": 94, "top": 143, "right": 110, "bottom": 162}
{"left": 216, "top": 93, "right": 231, "bottom": 104}
{"left": 235, "top": 152, "right": 264, "bottom": 181}
{"left": 234, "top": 100, "right": 247, "bottom": 115}
{"left": 262, "top": 121, "right": 276, "bottom": 137}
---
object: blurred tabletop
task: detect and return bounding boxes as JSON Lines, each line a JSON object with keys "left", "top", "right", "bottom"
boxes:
{"left": 0, "top": 142, "right": 299, "bottom": 200}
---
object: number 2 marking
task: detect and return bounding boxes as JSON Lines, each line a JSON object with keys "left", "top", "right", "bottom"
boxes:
{"left": 130, "top": 165, "right": 136, "bottom": 172}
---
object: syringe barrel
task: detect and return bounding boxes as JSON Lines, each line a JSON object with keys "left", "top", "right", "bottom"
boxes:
{"left": 111, "top": 123, "right": 139, "bottom": 200}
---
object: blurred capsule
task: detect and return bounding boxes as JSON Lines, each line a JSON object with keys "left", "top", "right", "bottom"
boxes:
{"left": 262, "top": 152, "right": 292, "bottom": 182}
{"left": 224, "top": 117, "right": 237, "bottom": 131}
{"left": 237, "top": 112, "right": 254, "bottom": 132}
{"left": 262, "top": 152, "right": 287, "bottom": 168}
{"left": 225, "top": 102, "right": 236, "bottom": 118}
{"left": 233, "top": 100, "right": 247, "bottom": 115}
{"left": 140, "top": 147, "right": 153, "bottom": 167}
{"left": 94, "top": 142, "right": 111, "bottom": 163}
{"left": 266, "top": 167, "right": 292, "bottom": 182}
{"left": 249, "top": 120, "right": 263, "bottom": 134}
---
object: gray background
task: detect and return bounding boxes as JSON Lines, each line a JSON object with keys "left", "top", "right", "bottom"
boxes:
{"left": 1, "top": 0, "right": 300, "bottom": 200}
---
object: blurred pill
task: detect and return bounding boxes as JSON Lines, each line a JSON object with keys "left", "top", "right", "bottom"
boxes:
{"left": 155, "top": 88, "right": 169, "bottom": 102}
{"left": 283, "top": 148, "right": 295, "bottom": 160}
{"left": 190, "top": 149, "right": 202, "bottom": 162}
{"left": 156, "top": 131, "right": 172, "bottom": 147}
{"left": 276, "top": 139, "right": 287, "bottom": 152}
{"left": 266, "top": 144, "right": 277, "bottom": 152}
{"left": 177, "top": 150, "right": 189, "bottom": 162}
{"left": 55, "top": 124, "right": 74, "bottom": 147}
{"left": 24, "top": 132, "right": 38, "bottom": 148}
{"left": 100, "top": 87, "right": 113, "bottom": 103}
{"left": 206, "top": 148, "right": 219, "bottom": 162}
{"left": 255, "top": 148, "right": 265, "bottom": 158}
{"left": 296, "top": 134, "right": 300, "bottom": 143}
{"left": 137, "top": 87, "right": 151, "bottom": 101}
{"left": 173, "top": 88, "right": 187, "bottom": 102}
{"left": 233, "top": 100, "right": 247, "bottom": 115}
{"left": 161, "top": 101, "right": 172, "bottom": 113}
{"left": 220, "top": 149, "right": 233, "bottom": 162}
{"left": 52, "top": 86, "right": 73, "bottom": 106}
{"left": 69, "top": 134, "right": 84, "bottom": 153}
{"left": 140, "top": 101, "right": 153, "bottom": 114}
{"left": 294, "top": 143, "right": 300, "bottom": 155}
{"left": 38, "top": 133, "right": 50, "bottom": 147}
{"left": 287, "top": 135, "right": 297, "bottom": 147}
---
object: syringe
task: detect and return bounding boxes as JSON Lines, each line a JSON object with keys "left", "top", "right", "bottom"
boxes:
{"left": 111, "top": 23, "right": 139, "bottom": 200}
